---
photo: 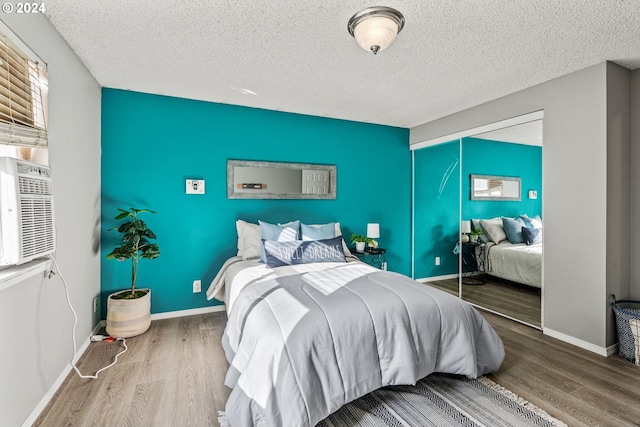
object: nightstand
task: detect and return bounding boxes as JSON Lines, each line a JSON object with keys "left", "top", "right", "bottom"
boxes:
{"left": 461, "top": 242, "right": 485, "bottom": 285}
{"left": 351, "top": 247, "right": 387, "bottom": 270}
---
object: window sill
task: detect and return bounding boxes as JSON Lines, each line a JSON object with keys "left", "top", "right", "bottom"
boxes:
{"left": 0, "top": 259, "right": 51, "bottom": 292}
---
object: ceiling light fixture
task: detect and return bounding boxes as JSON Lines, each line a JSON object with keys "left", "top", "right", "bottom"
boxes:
{"left": 347, "top": 6, "right": 405, "bottom": 55}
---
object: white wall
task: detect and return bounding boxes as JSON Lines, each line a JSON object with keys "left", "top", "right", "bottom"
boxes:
{"left": 605, "top": 63, "right": 631, "bottom": 345}
{"left": 0, "top": 15, "right": 101, "bottom": 426}
{"left": 411, "top": 62, "right": 631, "bottom": 351}
{"left": 631, "top": 69, "right": 640, "bottom": 300}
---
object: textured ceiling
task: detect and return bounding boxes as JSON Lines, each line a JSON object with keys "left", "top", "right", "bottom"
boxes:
{"left": 45, "top": 1, "right": 640, "bottom": 128}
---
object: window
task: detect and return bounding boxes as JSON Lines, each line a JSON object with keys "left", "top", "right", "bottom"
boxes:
{"left": 0, "top": 27, "right": 48, "bottom": 165}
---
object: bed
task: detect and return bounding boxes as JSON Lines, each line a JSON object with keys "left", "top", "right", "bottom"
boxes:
{"left": 473, "top": 215, "right": 543, "bottom": 289}
{"left": 484, "top": 241, "right": 542, "bottom": 288}
{"left": 206, "top": 220, "right": 505, "bottom": 427}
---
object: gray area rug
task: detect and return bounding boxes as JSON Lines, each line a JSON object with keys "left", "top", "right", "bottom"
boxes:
{"left": 219, "top": 374, "right": 567, "bottom": 427}
{"left": 316, "top": 374, "right": 566, "bottom": 427}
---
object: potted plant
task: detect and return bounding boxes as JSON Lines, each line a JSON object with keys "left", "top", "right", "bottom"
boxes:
{"left": 468, "top": 228, "right": 484, "bottom": 243}
{"left": 105, "top": 207, "right": 160, "bottom": 338}
{"left": 350, "top": 234, "right": 373, "bottom": 252}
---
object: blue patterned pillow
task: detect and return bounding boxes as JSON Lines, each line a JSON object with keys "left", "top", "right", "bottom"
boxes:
{"left": 258, "top": 220, "right": 300, "bottom": 262}
{"left": 502, "top": 217, "right": 526, "bottom": 244}
{"left": 301, "top": 222, "right": 336, "bottom": 241}
{"left": 263, "top": 236, "right": 346, "bottom": 268}
{"left": 522, "top": 226, "right": 542, "bottom": 245}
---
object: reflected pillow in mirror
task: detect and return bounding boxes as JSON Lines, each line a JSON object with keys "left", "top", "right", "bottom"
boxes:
{"left": 259, "top": 220, "right": 300, "bottom": 262}
{"left": 480, "top": 218, "right": 507, "bottom": 243}
{"left": 263, "top": 236, "right": 346, "bottom": 268}
{"left": 520, "top": 214, "right": 542, "bottom": 229}
{"left": 522, "top": 226, "right": 542, "bottom": 245}
{"left": 236, "top": 219, "right": 262, "bottom": 260}
{"left": 502, "top": 217, "right": 526, "bottom": 244}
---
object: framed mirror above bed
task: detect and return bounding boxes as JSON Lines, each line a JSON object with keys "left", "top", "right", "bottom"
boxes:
{"left": 470, "top": 174, "right": 521, "bottom": 201}
{"left": 227, "top": 159, "right": 337, "bottom": 199}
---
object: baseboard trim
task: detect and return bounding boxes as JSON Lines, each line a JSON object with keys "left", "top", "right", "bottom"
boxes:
{"left": 21, "top": 321, "right": 103, "bottom": 427}
{"left": 416, "top": 274, "right": 458, "bottom": 283}
{"left": 543, "top": 327, "right": 610, "bottom": 357}
{"left": 150, "top": 304, "right": 226, "bottom": 321}
{"left": 21, "top": 304, "right": 227, "bottom": 427}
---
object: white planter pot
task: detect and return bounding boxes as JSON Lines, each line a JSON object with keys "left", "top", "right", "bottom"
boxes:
{"left": 355, "top": 242, "right": 365, "bottom": 252}
{"left": 106, "top": 288, "right": 151, "bottom": 338}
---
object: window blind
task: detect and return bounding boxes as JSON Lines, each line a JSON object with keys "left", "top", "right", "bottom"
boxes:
{"left": 0, "top": 35, "right": 47, "bottom": 147}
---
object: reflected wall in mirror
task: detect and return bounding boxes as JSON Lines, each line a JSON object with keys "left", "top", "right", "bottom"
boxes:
{"left": 471, "top": 174, "right": 521, "bottom": 201}
{"left": 412, "top": 139, "right": 460, "bottom": 295}
{"left": 461, "top": 119, "right": 543, "bottom": 328}
{"left": 227, "top": 160, "right": 336, "bottom": 199}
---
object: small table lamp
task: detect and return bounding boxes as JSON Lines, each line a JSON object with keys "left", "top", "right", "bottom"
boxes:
{"left": 461, "top": 220, "right": 471, "bottom": 243}
{"left": 367, "top": 223, "right": 380, "bottom": 248}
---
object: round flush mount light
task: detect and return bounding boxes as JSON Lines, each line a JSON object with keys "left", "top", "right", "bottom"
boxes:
{"left": 347, "top": 6, "right": 405, "bottom": 55}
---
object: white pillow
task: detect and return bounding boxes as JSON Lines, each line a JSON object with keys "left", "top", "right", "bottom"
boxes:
{"left": 480, "top": 218, "right": 507, "bottom": 243}
{"left": 236, "top": 219, "right": 261, "bottom": 259}
{"left": 334, "top": 222, "right": 353, "bottom": 257}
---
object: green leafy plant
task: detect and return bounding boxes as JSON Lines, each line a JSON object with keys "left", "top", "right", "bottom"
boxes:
{"left": 106, "top": 208, "right": 160, "bottom": 299}
{"left": 470, "top": 228, "right": 484, "bottom": 236}
{"left": 350, "top": 234, "right": 373, "bottom": 245}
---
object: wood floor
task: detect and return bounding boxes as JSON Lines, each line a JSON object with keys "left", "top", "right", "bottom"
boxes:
{"left": 428, "top": 276, "right": 542, "bottom": 327}
{"left": 34, "top": 309, "right": 640, "bottom": 427}
{"left": 34, "top": 313, "right": 231, "bottom": 427}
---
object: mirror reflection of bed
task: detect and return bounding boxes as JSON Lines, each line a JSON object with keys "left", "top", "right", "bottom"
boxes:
{"left": 461, "top": 119, "right": 543, "bottom": 328}
{"left": 412, "top": 113, "right": 543, "bottom": 329}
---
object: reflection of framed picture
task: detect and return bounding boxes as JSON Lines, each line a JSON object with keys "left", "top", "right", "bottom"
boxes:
{"left": 471, "top": 174, "right": 521, "bottom": 201}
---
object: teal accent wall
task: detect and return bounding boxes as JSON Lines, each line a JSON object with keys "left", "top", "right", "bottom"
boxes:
{"left": 101, "top": 89, "right": 410, "bottom": 315}
{"left": 461, "top": 137, "right": 542, "bottom": 221}
{"left": 413, "top": 140, "right": 460, "bottom": 280}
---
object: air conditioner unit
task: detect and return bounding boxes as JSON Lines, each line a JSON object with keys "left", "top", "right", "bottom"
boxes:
{"left": 0, "top": 157, "right": 55, "bottom": 266}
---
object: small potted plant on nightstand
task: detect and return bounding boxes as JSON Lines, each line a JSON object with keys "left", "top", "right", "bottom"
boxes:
{"left": 105, "top": 207, "right": 160, "bottom": 338}
{"left": 350, "top": 234, "right": 373, "bottom": 252}
{"left": 468, "top": 228, "right": 484, "bottom": 243}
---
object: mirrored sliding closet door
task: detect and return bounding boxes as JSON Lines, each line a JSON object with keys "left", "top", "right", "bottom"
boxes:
{"left": 412, "top": 139, "right": 461, "bottom": 298}
{"left": 412, "top": 113, "right": 543, "bottom": 329}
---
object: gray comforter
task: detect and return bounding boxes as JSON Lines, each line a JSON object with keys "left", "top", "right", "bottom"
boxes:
{"left": 222, "top": 262, "right": 504, "bottom": 427}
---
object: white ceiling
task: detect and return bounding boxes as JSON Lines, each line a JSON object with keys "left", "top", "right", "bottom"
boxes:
{"left": 44, "top": 1, "right": 640, "bottom": 129}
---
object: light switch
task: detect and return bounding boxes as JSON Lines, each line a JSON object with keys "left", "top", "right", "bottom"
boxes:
{"left": 528, "top": 190, "right": 538, "bottom": 199}
{"left": 186, "top": 179, "right": 205, "bottom": 194}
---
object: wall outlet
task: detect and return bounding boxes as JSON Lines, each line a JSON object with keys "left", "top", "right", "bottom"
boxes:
{"left": 435, "top": 256, "right": 441, "bottom": 266}
{"left": 193, "top": 280, "right": 202, "bottom": 293}
{"left": 93, "top": 296, "right": 98, "bottom": 313}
